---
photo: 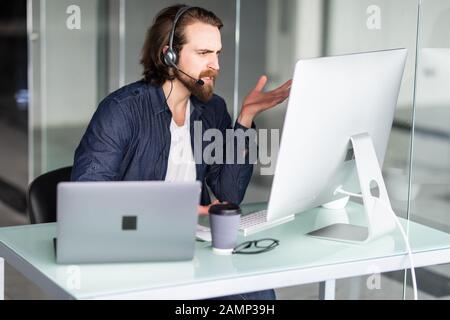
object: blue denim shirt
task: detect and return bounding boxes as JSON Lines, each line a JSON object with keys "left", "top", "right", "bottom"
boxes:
{"left": 71, "top": 80, "right": 254, "bottom": 205}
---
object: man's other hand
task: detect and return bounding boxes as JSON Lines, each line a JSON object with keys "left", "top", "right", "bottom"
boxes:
{"left": 237, "top": 75, "right": 292, "bottom": 128}
{"left": 198, "top": 199, "right": 227, "bottom": 215}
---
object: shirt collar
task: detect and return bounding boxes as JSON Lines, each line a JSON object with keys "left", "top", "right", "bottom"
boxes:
{"left": 190, "top": 95, "right": 206, "bottom": 117}
{"left": 149, "top": 83, "right": 206, "bottom": 117}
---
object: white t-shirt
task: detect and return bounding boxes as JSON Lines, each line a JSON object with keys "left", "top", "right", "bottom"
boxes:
{"left": 164, "top": 100, "right": 197, "bottom": 182}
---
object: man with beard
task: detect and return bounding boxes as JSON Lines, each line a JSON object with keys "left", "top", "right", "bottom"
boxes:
{"left": 71, "top": 5, "right": 291, "bottom": 299}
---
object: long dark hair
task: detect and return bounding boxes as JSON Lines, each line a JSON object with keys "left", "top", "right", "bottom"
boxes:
{"left": 140, "top": 4, "right": 223, "bottom": 86}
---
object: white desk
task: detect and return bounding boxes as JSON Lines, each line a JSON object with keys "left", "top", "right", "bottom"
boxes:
{"left": 2, "top": 202, "right": 450, "bottom": 300}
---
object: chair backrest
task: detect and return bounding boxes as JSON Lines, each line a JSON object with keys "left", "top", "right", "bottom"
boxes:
{"left": 28, "top": 166, "right": 73, "bottom": 224}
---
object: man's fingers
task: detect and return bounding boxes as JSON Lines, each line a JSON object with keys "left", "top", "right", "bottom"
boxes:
{"left": 283, "top": 79, "right": 293, "bottom": 88}
{"left": 261, "top": 92, "right": 290, "bottom": 110}
{"left": 198, "top": 200, "right": 224, "bottom": 215}
{"left": 254, "top": 75, "right": 268, "bottom": 92}
{"left": 254, "top": 78, "right": 291, "bottom": 96}
{"left": 271, "top": 81, "right": 292, "bottom": 95}
{"left": 265, "top": 90, "right": 290, "bottom": 103}
{"left": 280, "top": 79, "right": 293, "bottom": 89}
{"left": 198, "top": 205, "right": 209, "bottom": 215}
{"left": 270, "top": 80, "right": 292, "bottom": 95}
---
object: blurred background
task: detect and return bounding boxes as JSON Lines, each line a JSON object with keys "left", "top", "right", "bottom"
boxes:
{"left": 0, "top": 0, "right": 449, "bottom": 299}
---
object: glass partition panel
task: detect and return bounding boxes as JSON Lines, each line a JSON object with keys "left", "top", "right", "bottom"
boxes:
{"left": 410, "top": 0, "right": 450, "bottom": 300}
{"left": 29, "top": 0, "right": 108, "bottom": 179}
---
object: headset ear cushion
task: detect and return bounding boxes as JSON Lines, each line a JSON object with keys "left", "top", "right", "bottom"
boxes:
{"left": 164, "top": 49, "right": 177, "bottom": 66}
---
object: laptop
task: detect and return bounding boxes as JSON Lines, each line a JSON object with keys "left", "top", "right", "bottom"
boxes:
{"left": 56, "top": 181, "right": 201, "bottom": 264}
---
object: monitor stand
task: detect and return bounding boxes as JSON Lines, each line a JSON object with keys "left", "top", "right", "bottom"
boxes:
{"left": 308, "top": 132, "right": 397, "bottom": 243}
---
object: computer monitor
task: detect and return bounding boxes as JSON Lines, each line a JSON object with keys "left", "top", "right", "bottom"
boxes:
{"left": 259, "top": 49, "right": 407, "bottom": 242}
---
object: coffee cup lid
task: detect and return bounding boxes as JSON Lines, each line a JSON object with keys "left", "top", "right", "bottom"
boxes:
{"left": 209, "top": 203, "right": 241, "bottom": 216}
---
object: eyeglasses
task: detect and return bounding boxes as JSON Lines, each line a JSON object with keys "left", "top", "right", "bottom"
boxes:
{"left": 232, "top": 238, "right": 279, "bottom": 254}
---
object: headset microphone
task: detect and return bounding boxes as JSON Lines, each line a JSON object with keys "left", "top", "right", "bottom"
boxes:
{"left": 170, "top": 62, "right": 204, "bottom": 86}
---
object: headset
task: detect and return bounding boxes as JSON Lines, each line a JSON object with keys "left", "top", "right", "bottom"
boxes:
{"left": 163, "top": 6, "right": 204, "bottom": 86}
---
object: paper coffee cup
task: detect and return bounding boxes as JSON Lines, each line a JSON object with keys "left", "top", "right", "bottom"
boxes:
{"left": 209, "top": 203, "right": 241, "bottom": 255}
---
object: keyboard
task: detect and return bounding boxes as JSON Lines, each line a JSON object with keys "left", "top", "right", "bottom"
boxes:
{"left": 239, "top": 210, "right": 268, "bottom": 229}
{"left": 196, "top": 210, "right": 295, "bottom": 240}
{"left": 239, "top": 210, "right": 295, "bottom": 236}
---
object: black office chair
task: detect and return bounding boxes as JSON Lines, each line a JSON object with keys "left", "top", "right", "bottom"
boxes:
{"left": 28, "top": 166, "right": 73, "bottom": 224}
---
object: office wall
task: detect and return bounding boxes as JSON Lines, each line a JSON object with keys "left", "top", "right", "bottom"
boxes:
{"left": 325, "top": 0, "right": 418, "bottom": 109}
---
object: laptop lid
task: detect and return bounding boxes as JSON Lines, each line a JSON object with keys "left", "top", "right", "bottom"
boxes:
{"left": 56, "top": 181, "right": 201, "bottom": 264}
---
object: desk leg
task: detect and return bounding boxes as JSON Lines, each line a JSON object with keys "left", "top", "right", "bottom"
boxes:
{"left": 0, "top": 258, "right": 4, "bottom": 300}
{"left": 319, "top": 280, "right": 336, "bottom": 300}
